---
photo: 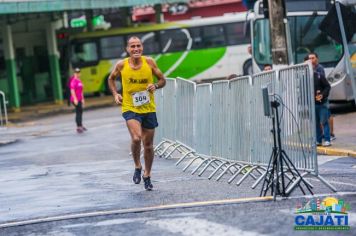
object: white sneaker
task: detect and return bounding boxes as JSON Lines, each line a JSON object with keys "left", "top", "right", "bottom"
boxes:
{"left": 323, "top": 141, "right": 331, "bottom": 147}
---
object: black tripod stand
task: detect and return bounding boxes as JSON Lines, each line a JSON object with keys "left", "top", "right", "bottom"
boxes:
{"left": 260, "top": 100, "right": 313, "bottom": 199}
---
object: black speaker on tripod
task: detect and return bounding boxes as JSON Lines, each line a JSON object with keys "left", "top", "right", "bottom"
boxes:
{"left": 260, "top": 87, "right": 313, "bottom": 199}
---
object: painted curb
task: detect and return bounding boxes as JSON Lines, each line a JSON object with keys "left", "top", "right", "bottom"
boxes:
{"left": 0, "top": 196, "right": 273, "bottom": 229}
{"left": 317, "top": 147, "right": 356, "bottom": 157}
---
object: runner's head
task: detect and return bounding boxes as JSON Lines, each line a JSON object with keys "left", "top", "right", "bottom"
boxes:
{"left": 308, "top": 52, "right": 319, "bottom": 68}
{"left": 126, "top": 36, "right": 143, "bottom": 59}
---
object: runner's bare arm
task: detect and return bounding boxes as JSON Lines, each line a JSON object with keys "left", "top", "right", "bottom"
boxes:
{"left": 108, "top": 60, "right": 124, "bottom": 104}
{"left": 146, "top": 57, "right": 166, "bottom": 92}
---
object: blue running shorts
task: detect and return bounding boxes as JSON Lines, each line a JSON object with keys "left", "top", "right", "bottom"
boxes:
{"left": 122, "top": 111, "right": 158, "bottom": 129}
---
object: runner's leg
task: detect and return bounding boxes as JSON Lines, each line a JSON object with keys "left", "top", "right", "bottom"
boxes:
{"left": 126, "top": 119, "right": 143, "bottom": 169}
{"left": 142, "top": 128, "right": 155, "bottom": 177}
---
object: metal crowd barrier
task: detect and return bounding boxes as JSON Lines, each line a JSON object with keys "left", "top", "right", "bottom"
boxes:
{"left": 154, "top": 78, "right": 176, "bottom": 146}
{"left": 0, "top": 90, "right": 8, "bottom": 127}
{"left": 154, "top": 63, "right": 335, "bottom": 193}
{"left": 195, "top": 83, "right": 212, "bottom": 155}
{"left": 175, "top": 78, "right": 196, "bottom": 147}
{"left": 210, "top": 81, "right": 230, "bottom": 159}
{"left": 278, "top": 64, "right": 317, "bottom": 172}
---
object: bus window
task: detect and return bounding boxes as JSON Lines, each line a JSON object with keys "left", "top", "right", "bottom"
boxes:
{"left": 71, "top": 41, "right": 98, "bottom": 65}
{"left": 225, "top": 22, "right": 250, "bottom": 45}
{"left": 160, "top": 29, "right": 189, "bottom": 53}
{"left": 100, "top": 36, "right": 125, "bottom": 59}
{"left": 203, "top": 25, "right": 226, "bottom": 48}
{"left": 190, "top": 27, "right": 204, "bottom": 49}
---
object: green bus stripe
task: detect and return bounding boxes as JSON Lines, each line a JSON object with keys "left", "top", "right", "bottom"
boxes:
{"left": 156, "top": 52, "right": 184, "bottom": 74}
{"left": 167, "top": 47, "right": 226, "bottom": 79}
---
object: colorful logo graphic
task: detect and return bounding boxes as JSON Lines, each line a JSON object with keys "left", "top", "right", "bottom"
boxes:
{"left": 294, "top": 197, "right": 351, "bottom": 231}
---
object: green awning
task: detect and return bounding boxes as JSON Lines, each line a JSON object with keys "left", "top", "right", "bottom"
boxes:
{"left": 0, "top": 0, "right": 189, "bottom": 15}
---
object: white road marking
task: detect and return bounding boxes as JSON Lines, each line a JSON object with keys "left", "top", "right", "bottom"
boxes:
{"left": 147, "top": 217, "right": 267, "bottom": 236}
{"left": 307, "top": 178, "right": 356, "bottom": 188}
{"left": 317, "top": 155, "right": 343, "bottom": 165}
{"left": 0, "top": 197, "right": 272, "bottom": 228}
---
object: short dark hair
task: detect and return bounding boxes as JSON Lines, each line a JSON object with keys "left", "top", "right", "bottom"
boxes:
{"left": 308, "top": 52, "right": 319, "bottom": 58}
{"left": 263, "top": 64, "right": 272, "bottom": 71}
{"left": 126, "top": 36, "right": 141, "bottom": 45}
{"left": 263, "top": 64, "right": 272, "bottom": 68}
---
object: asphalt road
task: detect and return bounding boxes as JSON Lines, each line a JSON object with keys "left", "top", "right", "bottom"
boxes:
{"left": 0, "top": 106, "right": 355, "bottom": 235}
{"left": 1, "top": 194, "right": 356, "bottom": 236}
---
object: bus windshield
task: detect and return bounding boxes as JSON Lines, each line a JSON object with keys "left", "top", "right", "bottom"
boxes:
{"left": 253, "top": 15, "right": 343, "bottom": 66}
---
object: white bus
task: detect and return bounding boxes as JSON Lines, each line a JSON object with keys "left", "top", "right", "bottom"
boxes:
{"left": 67, "top": 12, "right": 251, "bottom": 94}
{"left": 251, "top": 0, "right": 356, "bottom": 104}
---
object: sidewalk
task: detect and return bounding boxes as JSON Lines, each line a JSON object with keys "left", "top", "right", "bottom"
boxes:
{"left": 1, "top": 96, "right": 356, "bottom": 157}
{"left": 6, "top": 95, "right": 115, "bottom": 123}
{"left": 0, "top": 96, "right": 116, "bottom": 145}
{"left": 317, "top": 105, "right": 356, "bottom": 157}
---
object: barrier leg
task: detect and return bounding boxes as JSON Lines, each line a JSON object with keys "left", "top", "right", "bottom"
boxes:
{"left": 175, "top": 150, "right": 194, "bottom": 166}
{"left": 255, "top": 166, "right": 266, "bottom": 175}
{"left": 236, "top": 166, "right": 259, "bottom": 186}
{"left": 208, "top": 162, "right": 229, "bottom": 179}
{"left": 154, "top": 140, "right": 171, "bottom": 156}
{"left": 216, "top": 163, "right": 240, "bottom": 181}
{"left": 285, "top": 172, "right": 309, "bottom": 195}
{"left": 228, "top": 165, "right": 250, "bottom": 184}
{"left": 154, "top": 140, "right": 168, "bottom": 153}
{"left": 160, "top": 142, "right": 177, "bottom": 158}
{"left": 165, "top": 143, "right": 183, "bottom": 159}
{"left": 191, "top": 159, "right": 209, "bottom": 175}
{"left": 198, "top": 159, "right": 222, "bottom": 176}
{"left": 316, "top": 175, "right": 337, "bottom": 192}
{"left": 251, "top": 171, "right": 267, "bottom": 189}
{"left": 182, "top": 156, "right": 204, "bottom": 172}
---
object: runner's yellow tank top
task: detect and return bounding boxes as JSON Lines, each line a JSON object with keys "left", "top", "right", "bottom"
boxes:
{"left": 121, "top": 56, "right": 156, "bottom": 114}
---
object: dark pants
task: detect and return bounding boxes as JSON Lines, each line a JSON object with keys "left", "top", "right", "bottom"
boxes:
{"left": 315, "top": 103, "right": 330, "bottom": 143}
{"left": 74, "top": 101, "right": 83, "bottom": 127}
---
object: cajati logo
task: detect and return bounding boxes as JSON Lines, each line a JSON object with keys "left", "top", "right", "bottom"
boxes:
{"left": 294, "top": 197, "right": 350, "bottom": 231}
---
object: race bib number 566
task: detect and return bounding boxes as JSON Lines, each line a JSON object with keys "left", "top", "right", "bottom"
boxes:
{"left": 132, "top": 90, "right": 150, "bottom": 107}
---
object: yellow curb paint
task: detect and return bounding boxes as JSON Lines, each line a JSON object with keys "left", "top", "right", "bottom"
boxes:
{"left": 317, "top": 147, "right": 356, "bottom": 157}
{"left": 0, "top": 196, "right": 272, "bottom": 229}
{"left": 10, "top": 107, "right": 21, "bottom": 113}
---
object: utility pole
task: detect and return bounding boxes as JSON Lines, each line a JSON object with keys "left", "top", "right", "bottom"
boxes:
{"left": 268, "top": 0, "right": 289, "bottom": 65}
{"left": 154, "top": 4, "right": 164, "bottom": 23}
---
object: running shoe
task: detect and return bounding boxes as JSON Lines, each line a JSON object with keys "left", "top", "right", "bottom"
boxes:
{"left": 143, "top": 176, "right": 153, "bottom": 191}
{"left": 133, "top": 168, "right": 142, "bottom": 184}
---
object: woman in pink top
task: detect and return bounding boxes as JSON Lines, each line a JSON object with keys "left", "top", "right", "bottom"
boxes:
{"left": 70, "top": 68, "right": 86, "bottom": 133}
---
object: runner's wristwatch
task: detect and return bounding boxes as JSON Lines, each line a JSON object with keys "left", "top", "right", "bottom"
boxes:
{"left": 154, "top": 83, "right": 159, "bottom": 89}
